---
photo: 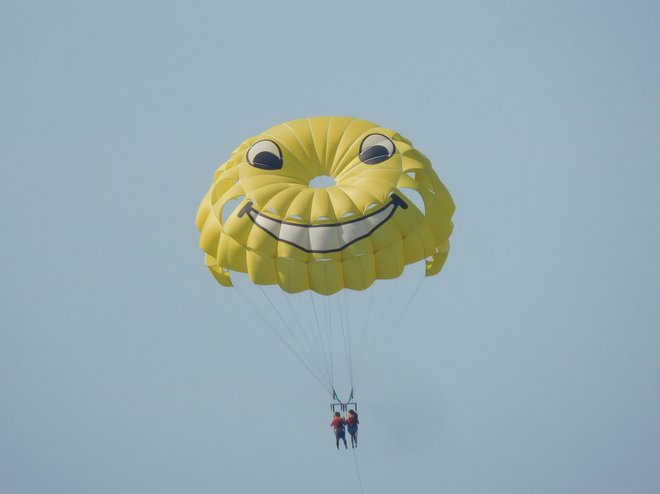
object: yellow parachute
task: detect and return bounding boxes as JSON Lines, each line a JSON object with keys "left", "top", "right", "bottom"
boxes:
{"left": 196, "top": 116, "right": 454, "bottom": 295}
{"left": 196, "top": 116, "right": 454, "bottom": 397}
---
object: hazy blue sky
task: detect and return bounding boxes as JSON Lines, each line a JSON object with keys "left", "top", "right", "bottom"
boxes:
{"left": 2, "top": 1, "right": 659, "bottom": 493}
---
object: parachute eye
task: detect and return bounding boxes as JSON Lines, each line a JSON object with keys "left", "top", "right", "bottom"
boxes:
{"left": 247, "top": 140, "right": 283, "bottom": 170}
{"left": 359, "top": 133, "right": 396, "bottom": 165}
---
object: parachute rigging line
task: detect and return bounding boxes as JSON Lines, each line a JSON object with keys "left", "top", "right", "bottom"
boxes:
{"left": 338, "top": 290, "right": 354, "bottom": 390}
{"left": 258, "top": 285, "right": 332, "bottom": 385}
{"left": 352, "top": 448, "right": 365, "bottom": 494}
{"left": 323, "top": 288, "right": 334, "bottom": 387}
{"left": 282, "top": 291, "right": 332, "bottom": 386}
{"left": 241, "top": 284, "right": 331, "bottom": 393}
{"left": 359, "top": 273, "right": 404, "bottom": 378}
{"left": 372, "top": 272, "right": 428, "bottom": 365}
{"left": 309, "top": 289, "right": 334, "bottom": 391}
{"left": 280, "top": 260, "right": 332, "bottom": 385}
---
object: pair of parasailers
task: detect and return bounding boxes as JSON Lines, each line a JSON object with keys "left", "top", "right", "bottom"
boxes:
{"left": 330, "top": 410, "right": 359, "bottom": 449}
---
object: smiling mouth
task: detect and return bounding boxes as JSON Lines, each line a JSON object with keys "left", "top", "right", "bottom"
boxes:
{"left": 237, "top": 193, "right": 408, "bottom": 253}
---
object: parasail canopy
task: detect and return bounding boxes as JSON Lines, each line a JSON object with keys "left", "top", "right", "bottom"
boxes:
{"left": 196, "top": 116, "right": 454, "bottom": 296}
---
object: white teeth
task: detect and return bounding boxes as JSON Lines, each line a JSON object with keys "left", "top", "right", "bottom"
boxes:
{"left": 241, "top": 197, "right": 404, "bottom": 253}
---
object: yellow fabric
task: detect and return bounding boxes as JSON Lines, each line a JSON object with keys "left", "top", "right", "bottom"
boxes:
{"left": 196, "top": 116, "right": 455, "bottom": 295}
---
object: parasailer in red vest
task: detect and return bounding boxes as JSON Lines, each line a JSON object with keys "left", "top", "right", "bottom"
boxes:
{"left": 330, "top": 412, "right": 347, "bottom": 450}
{"left": 346, "top": 409, "right": 359, "bottom": 448}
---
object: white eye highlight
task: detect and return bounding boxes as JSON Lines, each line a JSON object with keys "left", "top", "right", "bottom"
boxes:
{"left": 246, "top": 140, "right": 283, "bottom": 170}
{"left": 359, "top": 133, "right": 396, "bottom": 164}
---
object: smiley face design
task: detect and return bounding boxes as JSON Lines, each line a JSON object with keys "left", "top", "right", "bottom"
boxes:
{"left": 196, "top": 116, "right": 454, "bottom": 295}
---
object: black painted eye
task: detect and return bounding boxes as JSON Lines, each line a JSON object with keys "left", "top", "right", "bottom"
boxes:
{"left": 359, "top": 133, "right": 396, "bottom": 164}
{"left": 246, "top": 140, "right": 283, "bottom": 170}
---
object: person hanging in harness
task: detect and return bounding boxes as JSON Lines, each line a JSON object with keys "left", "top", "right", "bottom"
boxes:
{"left": 346, "top": 409, "right": 359, "bottom": 448}
{"left": 331, "top": 411, "right": 347, "bottom": 450}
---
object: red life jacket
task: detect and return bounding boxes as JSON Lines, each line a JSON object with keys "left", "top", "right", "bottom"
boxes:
{"left": 331, "top": 416, "right": 345, "bottom": 431}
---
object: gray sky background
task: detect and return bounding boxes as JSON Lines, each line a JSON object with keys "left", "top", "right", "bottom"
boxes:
{"left": 2, "top": 1, "right": 659, "bottom": 493}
